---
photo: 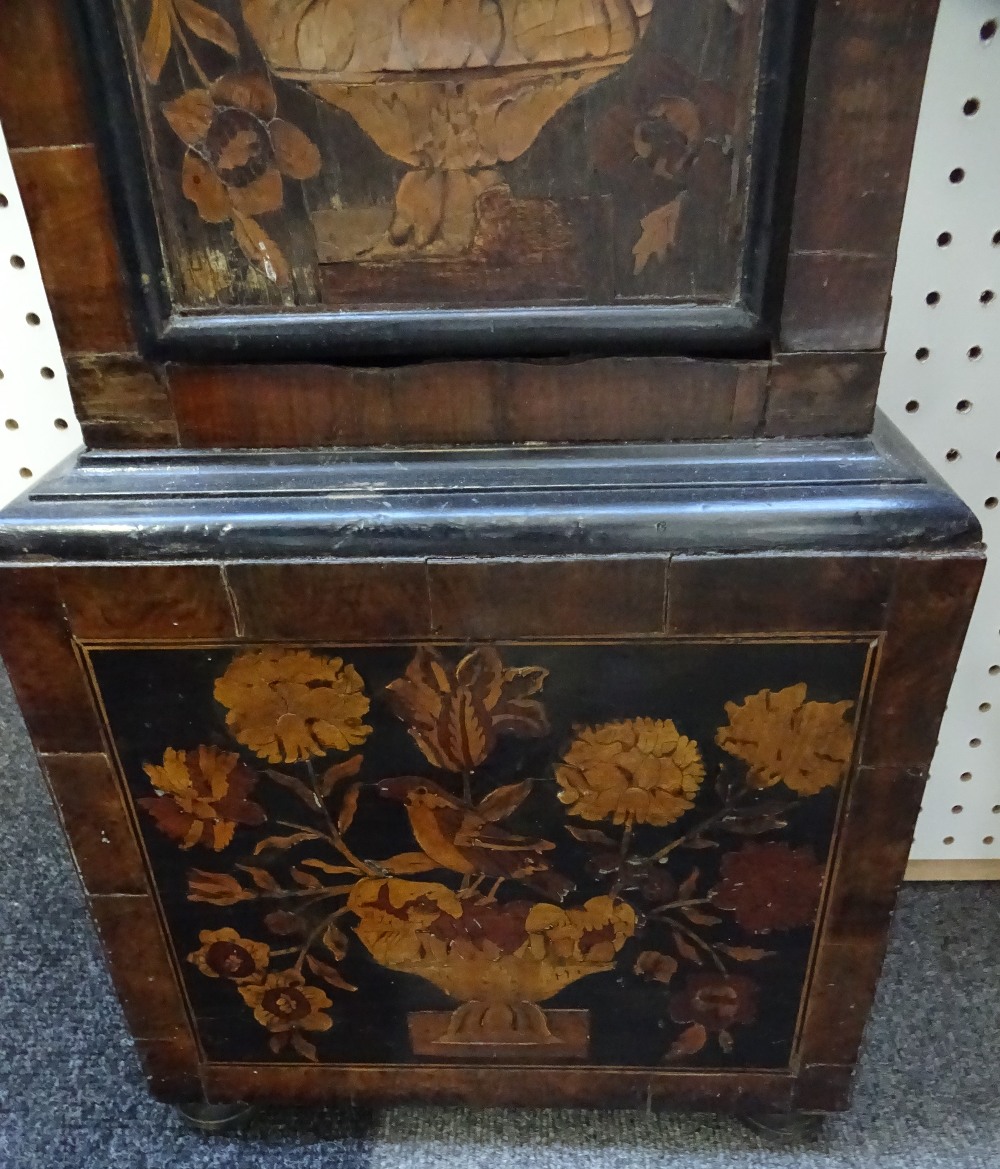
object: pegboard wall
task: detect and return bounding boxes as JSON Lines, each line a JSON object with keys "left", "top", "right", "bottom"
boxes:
{"left": 0, "top": 5, "right": 997, "bottom": 872}
{"left": 879, "top": 1, "right": 1000, "bottom": 875}
{"left": 0, "top": 123, "right": 83, "bottom": 509}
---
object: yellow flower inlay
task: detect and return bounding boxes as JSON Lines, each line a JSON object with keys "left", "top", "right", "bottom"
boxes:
{"left": 214, "top": 648, "right": 372, "bottom": 763}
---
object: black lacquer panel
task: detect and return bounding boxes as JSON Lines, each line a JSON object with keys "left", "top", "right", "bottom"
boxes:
{"left": 87, "top": 637, "right": 872, "bottom": 1069}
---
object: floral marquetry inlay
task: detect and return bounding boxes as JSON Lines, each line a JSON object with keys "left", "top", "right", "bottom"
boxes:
{"left": 89, "top": 638, "right": 871, "bottom": 1070}
{"left": 113, "top": 0, "right": 767, "bottom": 310}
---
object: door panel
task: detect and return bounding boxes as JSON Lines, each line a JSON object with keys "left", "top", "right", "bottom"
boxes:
{"left": 77, "top": 0, "right": 801, "bottom": 357}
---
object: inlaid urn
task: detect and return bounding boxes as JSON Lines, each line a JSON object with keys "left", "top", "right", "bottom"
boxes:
{"left": 349, "top": 878, "right": 636, "bottom": 1057}
{"left": 241, "top": 0, "right": 654, "bottom": 254}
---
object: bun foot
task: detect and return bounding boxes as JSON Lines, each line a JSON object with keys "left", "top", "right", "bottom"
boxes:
{"left": 740, "top": 1112, "right": 825, "bottom": 1141}
{"left": 176, "top": 1101, "right": 254, "bottom": 1134}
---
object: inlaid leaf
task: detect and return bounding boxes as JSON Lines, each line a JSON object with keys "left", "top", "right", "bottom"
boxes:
{"left": 681, "top": 836, "right": 718, "bottom": 851}
{"left": 300, "top": 858, "right": 359, "bottom": 875}
{"left": 290, "top": 867, "right": 322, "bottom": 889}
{"left": 633, "top": 197, "right": 684, "bottom": 275}
{"left": 321, "top": 923, "right": 349, "bottom": 961}
{"left": 233, "top": 213, "right": 292, "bottom": 286}
{"left": 667, "top": 1022, "right": 707, "bottom": 1059}
{"left": 678, "top": 868, "right": 700, "bottom": 900}
{"left": 269, "top": 1032, "right": 289, "bottom": 1054}
{"left": 477, "top": 780, "right": 533, "bottom": 823}
{"left": 141, "top": 0, "right": 172, "bottom": 83}
{"left": 237, "top": 864, "right": 279, "bottom": 892}
{"left": 306, "top": 954, "right": 357, "bottom": 992}
{"left": 634, "top": 950, "right": 679, "bottom": 984}
{"left": 318, "top": 754, "right": 363, "bottom": 798}
{"left": 716, "top": 944, "right": 775, "bottom": 962}
{"left": 187, "top": 869, "right": 253, "bottom": 905}
{"left": 264, "top": 910, "right": 304, "bottom": 936}
{"left": 671, "top": 929, "right": 704, "bottom": 966}
{"left": 253, "top": 830, "right": 322, "bottom": 855}
{"left": 290, "top": 1031, "right": 318, "bottom": 1062}
{"left": 266, "top": 769, "right": 319, "bottom": 809}
{"left": 379, "top": 851, "right": 439, "bottom": 874}
{"left": 718, "top": 1028, "right": 734, "bottom": 1054}
{"left": 337, "top": 782, "right": 361, "bottom": 833}
{"left": 175, "top": 0, "right": 239, "bottom": 54}
{"left": 566, "top": 825, "right": 617, "bottom": 847}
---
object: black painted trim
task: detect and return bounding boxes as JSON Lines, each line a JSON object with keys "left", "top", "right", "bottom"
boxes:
{"left": 0, "top": 417, "right": 980, "bottom": 563}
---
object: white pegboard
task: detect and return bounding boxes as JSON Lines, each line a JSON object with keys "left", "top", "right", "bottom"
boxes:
{"left": 879, "top": 1, "right": 1000, "bottom": 869}
{"left": 0, "top": 123, "right": 83, "bottom": 507}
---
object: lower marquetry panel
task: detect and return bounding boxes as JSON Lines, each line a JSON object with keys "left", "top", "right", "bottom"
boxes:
{"left": 84, "top": 637, "right": 874, "bottom": 1074}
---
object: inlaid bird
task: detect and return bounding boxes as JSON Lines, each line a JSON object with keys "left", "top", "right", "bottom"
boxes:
{"left": 376, "top": 776, "right": 574, "bottom": 902}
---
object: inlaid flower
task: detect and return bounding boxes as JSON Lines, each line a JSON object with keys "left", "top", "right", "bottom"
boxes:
{"left": 386, "top": 645, "right": 548, "bottom": 773}
{"left": 214, "top": 648, "right": 372, "bottom": 764}
{"left": 188, "top": 927, "right": 270, "bottom": 982}
{"left": 239, "top": 969, "right": 334, "bottom": 1035}
{"left": 139, "top": 745, "right": 265, "bottom": 850}
{"left": 715, "top": 684, "right": 855, "bottom": 796}
{"left": 162, "top": 72, "right": 321, "bottom": 285}
{"left": 592, "top": 97, "right": 703, "bottom": 181}
{"left": 523, "top": 897, "right": 637, "bottom": 965}
{"left": 555, "top": 718, "right": 705, "bottom": 827}
{"left": 711, "top": 842, "right": 825, "bottom": 934}
{"left": 669, "top": 972, "right": 758, "bottom": 1032}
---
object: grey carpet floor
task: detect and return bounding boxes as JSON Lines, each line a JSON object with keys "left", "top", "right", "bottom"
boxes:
{"left": 0, "top": 659, "right": 998, "bottom": 1168}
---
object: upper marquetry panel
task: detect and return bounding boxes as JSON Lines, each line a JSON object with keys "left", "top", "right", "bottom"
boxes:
{"left": 95, "top": 0, "right": 776, "bottom": 349}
